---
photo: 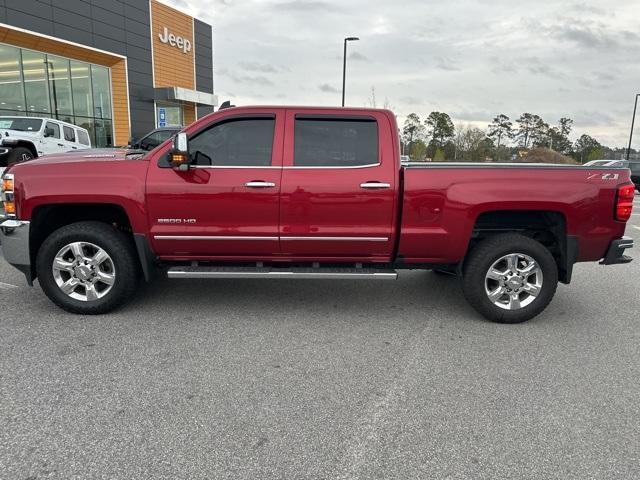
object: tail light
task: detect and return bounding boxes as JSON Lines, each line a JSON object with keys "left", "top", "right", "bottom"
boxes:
{"left": 615, "top": 184, "right": 635, "bottom": 222}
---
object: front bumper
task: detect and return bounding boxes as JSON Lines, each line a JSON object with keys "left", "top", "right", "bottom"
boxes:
{"left": 0, "top": 219, "right": 31, "bottom": 283}
{"left": 600, "top": 236, "right": 634, "bottom": 265}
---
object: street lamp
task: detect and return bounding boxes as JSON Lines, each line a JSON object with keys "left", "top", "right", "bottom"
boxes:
{"left": 626, "top": 93, "right": 640, "bottom": 161}
{"left": 341, "top": 36, "right": 359, "bottom": 107}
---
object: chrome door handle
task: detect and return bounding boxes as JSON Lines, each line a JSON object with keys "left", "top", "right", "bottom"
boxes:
{"left": 360, "top": 182, "right": 391, "bottom": 189}
{"left": 245, "top": 181, "right": 276, "bottom": 188}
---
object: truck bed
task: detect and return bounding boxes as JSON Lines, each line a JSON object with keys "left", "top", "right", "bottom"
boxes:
{"left": 398, "top": 163, "right": 629, "bottom": 264}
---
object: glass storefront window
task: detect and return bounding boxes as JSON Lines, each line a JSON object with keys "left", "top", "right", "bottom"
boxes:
{"left": 74, "top": 116, "right": 95, "bottom": 146}
{"left": 22, "top": 50, "right": 51, "bottom": 115}
{"left": 70, "top": 61, "right": 93, "bottom": 118}
{"left": 0, "top": 44, "right": 25, "bottom": 112}
{"left": 47, "top": 55, "right": 73, "bottom": 117}
{"left": 95, "top": 119, "right": 113, "bottom": 147}
{"left": 0, "top": 43, "right": 115, "bottom": 147}
{"left": 91, "top": 65, "right": 112, "bottom": 119}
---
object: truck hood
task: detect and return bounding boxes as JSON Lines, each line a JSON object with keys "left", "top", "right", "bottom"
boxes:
{"left": 23, "top": 148, "right": 147, "bottom": 166}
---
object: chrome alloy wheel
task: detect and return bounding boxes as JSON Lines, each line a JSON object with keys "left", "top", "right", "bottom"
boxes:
{"left": 51, "top": 242, "right": 116, "bottom": 302}
{"left": 484, "top": 253, "right": 543, "bottom": 310}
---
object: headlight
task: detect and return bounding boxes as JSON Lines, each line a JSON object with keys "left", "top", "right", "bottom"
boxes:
{"left": 1, "top": 172, "right": 15, "bottom": 217}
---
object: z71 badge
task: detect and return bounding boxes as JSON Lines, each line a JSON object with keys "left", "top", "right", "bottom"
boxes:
{"left": 157, "top": 218, "right": 197, "bottom": 224}
{"left": 587, "top": 173, "right": 620, "bottom": 180}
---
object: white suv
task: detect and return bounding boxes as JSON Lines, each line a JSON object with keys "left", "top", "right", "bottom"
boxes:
{"left": 0, "top": 116, "right": 92, "bottom": 167}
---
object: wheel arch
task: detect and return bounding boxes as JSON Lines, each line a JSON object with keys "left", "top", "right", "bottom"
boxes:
{"left": 12, "top": 141, "right": 38, "bottom": 158}
{"left": 28, "top": 203, "right": 155, "bottom": 283}
{"left": 466, "top": 209, "right": 577, "bottom": 284}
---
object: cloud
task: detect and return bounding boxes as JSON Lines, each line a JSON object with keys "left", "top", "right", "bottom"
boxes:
{"left": 318, "top": 83, "right": 340, "bottom": 94}
{"left": 348, "top": 51, "right": 370, "bottom": 62}
{"left": 217, "top": 68, "right": 275, "bottom": 86}
{"left": 274, "top": 0, "right": 340, "bottom": 12}
{"left": 166, "top": 0, "right": 640, "bottom": 146}
{"left": 435, "top": 56, "right": 460, "bottom": 71}
{"left": 238, "top": 61, "right": 279, "bottom": 73}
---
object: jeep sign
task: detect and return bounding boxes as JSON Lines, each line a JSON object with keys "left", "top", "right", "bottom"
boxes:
{"left": 158, "top": 27, "right": 192, "bottom": 54}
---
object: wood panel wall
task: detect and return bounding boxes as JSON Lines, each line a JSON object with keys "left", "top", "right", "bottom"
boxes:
{"left": 150, "top": 0, "right": 195, "bottom": 90}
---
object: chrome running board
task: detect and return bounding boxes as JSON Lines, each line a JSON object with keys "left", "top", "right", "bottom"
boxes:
{"left": 167, "top": 266, "right": 398, "bottom": 280}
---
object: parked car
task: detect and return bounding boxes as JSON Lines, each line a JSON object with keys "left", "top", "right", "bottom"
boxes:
{"left": 630, "top": 161, "right": 640, "bottom": 192}
{"left": 0, "top": 106, "right": 635, "bottom": 323}
{"left": 583, "top": 159, "right": 628, "bottom": 167}
{"left": 129, "top": 127, "right": 180, "bottom": 151}
{"left": 0, "top": 116, "right": 91, "bottom": 167}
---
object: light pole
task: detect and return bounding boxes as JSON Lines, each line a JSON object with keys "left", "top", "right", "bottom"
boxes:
{"left": 341, "top": 36, "right": 359, "bottom": 107}
{"left": 626, "top": 93, "right": 640, "bottom": 161}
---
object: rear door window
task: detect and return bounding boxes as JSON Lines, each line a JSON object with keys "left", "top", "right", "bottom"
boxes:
{"left": 293, "top": 117, "right": 378, "bottom": 167}
{"left": 63, "top": 126, "right": 76, "bottom": 142}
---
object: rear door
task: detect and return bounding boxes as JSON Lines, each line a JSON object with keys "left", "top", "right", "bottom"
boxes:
{"left": 279, "top": 109, "right": 398, "bottom": 260}
{"left": 146, "top": 109, "right": 284, "bottom": 258}
{"left": 61, "top": 125, "right": 80, "bottom": 152}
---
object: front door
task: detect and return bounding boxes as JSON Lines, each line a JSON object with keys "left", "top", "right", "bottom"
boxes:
{"left": 279, "top": 109, "right": 398, "bottom": 261}
{"left": 40, "top": 121, "right": 67, "bottom": 155}
{"left": 146, "top": 110, "right": 284, "bottom": 259}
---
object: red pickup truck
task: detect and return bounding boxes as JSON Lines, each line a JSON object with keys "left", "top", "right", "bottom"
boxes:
{"left": 0, "top": 106, "right": 635, "bottom": 323}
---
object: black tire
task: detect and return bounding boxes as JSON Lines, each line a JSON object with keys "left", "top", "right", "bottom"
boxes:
{"left": 7, "top": 147, "right": 35, "bottom": 166}
{"left": 36, "top": 221, "right": 139, "bottom": 314}
{"left": 462, "top": 233, "right": 558, "bottom": 324}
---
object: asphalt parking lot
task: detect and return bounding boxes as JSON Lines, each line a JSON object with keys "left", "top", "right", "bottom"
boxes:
{"left": 1, "top": 197, "right": 640, "bottom": 480}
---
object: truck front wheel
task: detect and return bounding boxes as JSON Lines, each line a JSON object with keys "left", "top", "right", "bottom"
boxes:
{"left": 462, "top": 233, "right": 558, "bottom": 323}
{"left": 36, "top": 222, "right": 139, "bottom": 314}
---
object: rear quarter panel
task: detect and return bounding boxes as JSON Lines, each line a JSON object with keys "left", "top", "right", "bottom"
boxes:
{"left": 399, "top": 166, "right": 630, "bottom": 263}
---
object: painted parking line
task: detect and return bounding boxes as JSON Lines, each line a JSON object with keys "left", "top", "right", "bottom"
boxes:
{"left": 0, "top": 281, "right": 19, "bottom": 289}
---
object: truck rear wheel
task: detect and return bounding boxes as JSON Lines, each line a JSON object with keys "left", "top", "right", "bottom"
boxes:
{"left": 36, "top": 222, "right": 139, "bottom": 314}
{"left": 7, "top": 147, "right": 35, "bottom": 166}
{"left": 462, "top": 233, "right": 558, "bottom": 323}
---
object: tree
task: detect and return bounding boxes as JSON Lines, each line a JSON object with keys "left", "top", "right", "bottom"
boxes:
{"left": 488, "top": 114, "right": 513, "bottom": 149}
{"left": 425, "top": 112, "right": 455, "bottom": 148}
{"left": 554, "top": 117, "right": 574, "bottom": 154}
{"left": 410, "top": 139, "right": 427, "bottom": 161}
{"left": 366, "top": 86, "right": 377, "bottom": 108}
{"left": 402, "top": 113, "right": 426, "bottom": 158}
{"left": 574, "top": 134, "right": 601, "bottom": 163}
{"left": 515, "top": 113, "right": 536, "bottom": 148}
{"left": 487, "top": 114, "right": 513, "bottom": 160}
{"left": 530, "top": 116, "right": 550, "bottom": 148}
{"left": 456, "top": 124, "right": 493, "bottom": 161}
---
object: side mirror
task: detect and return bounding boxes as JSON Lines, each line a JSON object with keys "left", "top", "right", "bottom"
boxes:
{"left": 44, "top": 127, "right": 55, "bottom": 138}
{"left": 169, "top": 132, "right": 190, "bottom": 171}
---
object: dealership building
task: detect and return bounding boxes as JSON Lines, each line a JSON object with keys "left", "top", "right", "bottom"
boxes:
{"left": 0, "top": 0, "right": 216, "bottom": 147}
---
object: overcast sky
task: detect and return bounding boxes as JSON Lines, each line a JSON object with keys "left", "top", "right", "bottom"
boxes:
{"left": 166, "top": 0, "right": 640, "bottom": 147}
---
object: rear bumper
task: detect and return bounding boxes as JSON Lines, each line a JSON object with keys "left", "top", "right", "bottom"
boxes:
{"left": 600, "top": 236, "right": 634, "bottom": 265}
{"left": 0, "top": 219, "right": 31, "bottom": 283}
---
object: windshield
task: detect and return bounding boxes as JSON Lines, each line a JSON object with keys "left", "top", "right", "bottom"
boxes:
{"left": 0, "top": 117, "right": 43, "bottom": 132}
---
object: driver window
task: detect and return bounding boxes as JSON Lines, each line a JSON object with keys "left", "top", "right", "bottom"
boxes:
{"left": 188, "top": 117, "right": 275, "bottom": 167}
